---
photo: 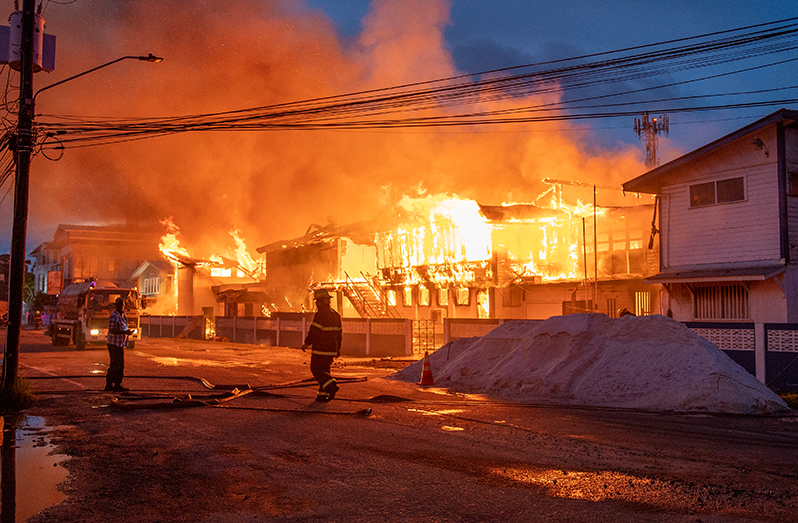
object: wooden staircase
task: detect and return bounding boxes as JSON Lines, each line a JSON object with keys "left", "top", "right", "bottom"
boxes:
{"left": 343, "top": 273, "right": 400, "bottom": 318}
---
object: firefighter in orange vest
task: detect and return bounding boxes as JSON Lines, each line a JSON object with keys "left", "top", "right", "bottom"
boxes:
{"left": 301, "top": 288, "right": 342, "bottom": 402}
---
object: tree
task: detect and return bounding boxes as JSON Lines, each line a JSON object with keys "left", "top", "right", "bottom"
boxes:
{"left": 28, "top": 291, "right": 50, "bottom": 312}
{"left": 0, "top": 253, "right": 9, "bottom": 302}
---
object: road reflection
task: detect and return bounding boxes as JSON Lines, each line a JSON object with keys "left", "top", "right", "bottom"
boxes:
{"left": 1, "top": 415, "right": 69, "bottom": 522}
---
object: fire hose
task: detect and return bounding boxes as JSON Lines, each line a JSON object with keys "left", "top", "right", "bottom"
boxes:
{"left": 25, "top": 374, "right": 374, "bottom": 416}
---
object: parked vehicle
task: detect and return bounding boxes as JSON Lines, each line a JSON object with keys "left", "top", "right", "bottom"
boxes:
{"left": 50, "top": 281, "right": 142, "bottom": 349}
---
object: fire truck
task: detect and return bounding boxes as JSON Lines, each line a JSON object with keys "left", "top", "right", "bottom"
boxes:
{"left": 50, "top": 281, "right": 142, "bottom": 349}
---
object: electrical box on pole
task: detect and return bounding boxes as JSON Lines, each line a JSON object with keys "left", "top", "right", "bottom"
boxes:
{"left": 0, "top": 3, "right": 55, "bottom": 72}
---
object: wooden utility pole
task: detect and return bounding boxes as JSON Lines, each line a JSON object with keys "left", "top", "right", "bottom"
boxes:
{"left": 3, "top": 0, "right": 35, "bottom": 393}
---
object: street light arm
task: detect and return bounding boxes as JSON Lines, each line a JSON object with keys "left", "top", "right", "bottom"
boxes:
{"left": 33, "top": 54, "right": 164, "bottom": 104}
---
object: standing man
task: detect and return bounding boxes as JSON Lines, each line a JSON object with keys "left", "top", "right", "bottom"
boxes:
{"left": 106, "top": 297, "right": 133, "bottom": 392}
{"left": 301, "top": 289, "right": 342, "bottom": 402}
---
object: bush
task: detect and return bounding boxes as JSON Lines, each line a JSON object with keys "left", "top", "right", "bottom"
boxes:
{"left": 0, "top": 377, "right": 35, "bottom": 412}
{"left": 779, "top": 392, "right": 798, "bottom": 410}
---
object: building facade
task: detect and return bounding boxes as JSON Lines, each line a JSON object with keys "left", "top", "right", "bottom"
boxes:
{"left": 623, "top": 108, "right": 798, "bottom": 323}
{"left": 29, "top": 224, "right": 163, "bottom": 295}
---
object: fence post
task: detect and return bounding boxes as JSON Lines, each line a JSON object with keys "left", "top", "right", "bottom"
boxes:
{"left": 254, "top": 316, "right": 258, "bottom": 344}
{"left": 233, "top": 316, "right": 238, "bottom": 343}
{"left": 405, "top": 319, "right": 412, "bottom": 356}
{"left": 755, "top": 322, "right": 766, "bottom": 383}
{"left": 276, "top": 316, "right": 281, "bottom": 346}
{"left": 443, "top": 317, "right": 451, "bottom": 345}
{"left": 366, "top": 318, "right": 371, "bottom": 356}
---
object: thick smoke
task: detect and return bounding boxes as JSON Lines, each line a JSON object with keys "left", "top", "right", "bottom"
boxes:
{"left": 24, "top": 0, "right": 644, "bottom": 257}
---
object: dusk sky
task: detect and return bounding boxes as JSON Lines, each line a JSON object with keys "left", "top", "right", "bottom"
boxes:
{"left": 1, "top": 0, "right": 796, "bottom": 258}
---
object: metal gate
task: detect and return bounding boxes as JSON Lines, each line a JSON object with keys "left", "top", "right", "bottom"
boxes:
{"left": 412, "top": 319, "right": 435, "bottom": 354}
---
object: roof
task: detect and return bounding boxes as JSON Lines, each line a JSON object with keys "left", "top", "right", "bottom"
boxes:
{"left": 216, "top": 289, "right": 270, "bottom": 303}
{"left": 478, "top": 204, "right": 568, "bottom": 221}
{"left": 130, "top": 260, "right": 173, "bottom": 280}
{"left": 644, "top": 264, "right": 785, "bottom": 284}
{"left": 623, "top": 108, "right": 798, "bottom": 194}
{"left": 256, "top": 219, "right": 379, "bottom": 254}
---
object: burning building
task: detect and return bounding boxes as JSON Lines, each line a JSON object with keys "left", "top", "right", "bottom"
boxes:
{"left": 257, "top": 182, "right": 661, "bottom": 323}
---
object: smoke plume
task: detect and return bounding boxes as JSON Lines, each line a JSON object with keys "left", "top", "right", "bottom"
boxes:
{"left": 23, "top": 0, "right": 644, "bottom": 257}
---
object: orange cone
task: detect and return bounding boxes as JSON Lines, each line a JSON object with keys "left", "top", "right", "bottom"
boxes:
{"left": 419, "top": 351, "right": 434, "bottom": 385}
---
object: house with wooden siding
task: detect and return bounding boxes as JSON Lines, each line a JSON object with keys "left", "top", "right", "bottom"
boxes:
{"left": 623, "top": 108, "right": 798, "bottom": 322}
{"left": 623, "top": 109, "right": 798, "bottom": 387}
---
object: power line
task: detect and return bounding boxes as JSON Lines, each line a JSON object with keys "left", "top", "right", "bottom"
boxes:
{"left": 26, "top": 17, "right": 798, "bottom": 150}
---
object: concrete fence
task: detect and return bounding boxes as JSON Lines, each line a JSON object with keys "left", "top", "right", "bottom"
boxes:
{"left": 141, "top": 315, "right": 798, "bottom": 389}
{"left": 140, "top": 315, "right": 206, "bottom": 340}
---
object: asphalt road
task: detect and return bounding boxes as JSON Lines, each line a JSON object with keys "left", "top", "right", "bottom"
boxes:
{"left": 9, "top": 328, "right": 798, "bottom": 522}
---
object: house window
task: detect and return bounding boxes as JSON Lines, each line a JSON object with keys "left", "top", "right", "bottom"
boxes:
{"left": 418, "top": 287, "right": 430, "bottom": 307}
{"left": 693, "top": 284, "right": 749, "bottom": 320}
{"left": 437, "top": 288, "right": 449, "bottom": 306}
{"left": 455, "top": 287, "right": 470, "bottom": 306}
{"left": 385, "top": 289, "right": 397, "bottom": 307}
{"left": 789, "top": 170, "right": 798, "bottom": 196}
{"left": 477, "top": 290, "right": 490, "bottom": 318}
{"left": 107, "top": 259, "right": 119, "bottom": 272}
{"left": 72, "top": 256, "right": 98, "bottom": 281}
{"left": 502, "top": 285, "right": 523, "bottom": 307}
{"left": 690, "top": 177, "right": 745, "bottom": 208}
{"left": 402, "top": 287, "right": 413, "bottom": 307}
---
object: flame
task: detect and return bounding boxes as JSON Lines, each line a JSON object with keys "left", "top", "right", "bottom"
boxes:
{"left": 374, "top": 190, "right": 632, "bottom": 288}
{"left": 159, "top": 217, "right": 191, "bottom": 267}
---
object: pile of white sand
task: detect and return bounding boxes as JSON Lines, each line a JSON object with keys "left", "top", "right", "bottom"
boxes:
{"left": 392, "top": 314, "right": 788, "bottom": 414}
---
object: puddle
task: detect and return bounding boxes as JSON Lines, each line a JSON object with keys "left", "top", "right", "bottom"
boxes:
{"left": 1, "top": 415, "right": 70, "bottom": 522}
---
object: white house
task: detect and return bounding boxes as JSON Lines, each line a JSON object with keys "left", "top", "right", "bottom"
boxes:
{"left": 623, "top": 109, "right": 798, "bottom": 385}
{"left": 623, "top": 108, "right": 798, "bottom": 323}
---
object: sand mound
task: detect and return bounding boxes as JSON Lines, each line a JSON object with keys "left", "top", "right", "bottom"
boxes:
{"left": 391, "top": 314, "right": 788, "bottom": 414}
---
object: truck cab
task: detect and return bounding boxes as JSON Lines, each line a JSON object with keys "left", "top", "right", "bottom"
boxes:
{"left": 51, "top": 281, "right": 142, "bottom": 349}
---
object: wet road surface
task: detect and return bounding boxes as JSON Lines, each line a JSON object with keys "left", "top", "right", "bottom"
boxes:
{"left": 9, "top": 329, "right": 798, "bottom": 522}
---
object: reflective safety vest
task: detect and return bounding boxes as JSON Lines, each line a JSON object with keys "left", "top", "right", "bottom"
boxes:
{"left": 304, "top": 305, "right": 342, "bottom": 356}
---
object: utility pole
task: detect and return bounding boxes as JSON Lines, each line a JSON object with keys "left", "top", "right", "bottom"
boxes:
{"left": 634, "top": 112, "right": 669, "bottom": 169}
{"left": 2, "top": 0, "right": 35, "bottom": 394}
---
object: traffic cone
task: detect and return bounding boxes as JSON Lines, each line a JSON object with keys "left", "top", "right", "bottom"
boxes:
{"left": 419, "top": 351, "right": 434, "bottom": 386}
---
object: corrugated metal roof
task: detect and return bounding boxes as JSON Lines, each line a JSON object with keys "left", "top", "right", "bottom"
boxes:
{"left": 644, "top": 264, "right": 785, "bottom": 284}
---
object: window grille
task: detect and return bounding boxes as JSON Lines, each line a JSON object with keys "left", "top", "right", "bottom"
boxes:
{"left": 634, "top": 291, "right": 652, "bottom": 316}
{"left": 143, "top": 277, "right": 161, "bottom": 295}
{"left": 693, "top": 284, "right": 749, "bottom": 320}
{"left": 607, "top": 298, "right": 617, "bottom": 318}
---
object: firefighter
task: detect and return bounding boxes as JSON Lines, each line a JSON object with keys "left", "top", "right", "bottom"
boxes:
{"left": 301, "top": 288, "right": 342, "bottom": 402}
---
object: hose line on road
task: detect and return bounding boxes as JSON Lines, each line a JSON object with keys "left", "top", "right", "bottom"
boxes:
{"left": 25, "top": 373, "right": 374, "bottom": 415}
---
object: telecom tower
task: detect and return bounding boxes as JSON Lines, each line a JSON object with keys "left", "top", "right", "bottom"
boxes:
{"left": 634, "top": 112, "right": 669, "bottom": 168}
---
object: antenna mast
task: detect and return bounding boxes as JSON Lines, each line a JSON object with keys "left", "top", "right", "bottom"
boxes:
{"left": 634, "top": 112, "right": 669, "bottom": 168}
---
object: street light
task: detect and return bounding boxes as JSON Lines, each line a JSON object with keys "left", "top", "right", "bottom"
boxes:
{"left": 2, "top": 4, "right": 164, "bottom": 397}
{"left": 34, "top": 54, "right": 164, "bottom": 104}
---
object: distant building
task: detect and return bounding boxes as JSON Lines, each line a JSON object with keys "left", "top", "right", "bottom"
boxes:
{"left": 29, "top": 224, "right": 163, "bottom": 295}
{"left": 623, "top": 108, "right": 798, "bottom": 323}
